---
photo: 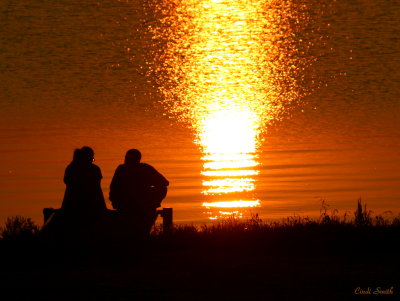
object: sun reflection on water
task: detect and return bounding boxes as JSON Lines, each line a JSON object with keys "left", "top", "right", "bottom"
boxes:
{"left": 146, "top": 0, "right": 310, "bottom": 219}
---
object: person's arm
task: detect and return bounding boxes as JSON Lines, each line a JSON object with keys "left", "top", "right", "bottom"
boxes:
{"left": 63, "top": 165, "right": 72, "bottom": 185}
{"left": 157, "top": 172, "right": 169, "bottom": 186}
{"left": 145, "top": 164, "right": 169, "bottom": 187}
{"left": 109, "top": 165, "right": 123, "bottom": 209}
{"left": 94, "top": 165, "right": 106, "bottom": 209}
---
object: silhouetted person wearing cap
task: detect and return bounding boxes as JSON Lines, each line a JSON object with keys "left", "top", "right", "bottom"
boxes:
{"left": 62, "top": 146, "right": 107, "bottom": 215}
{"left": 109, "top": 149, "right": 169, "bottom": 236}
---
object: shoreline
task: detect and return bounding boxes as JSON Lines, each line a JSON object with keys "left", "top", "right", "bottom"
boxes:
{"left": 1, "top": 202, "right": 399, "bottom": 299}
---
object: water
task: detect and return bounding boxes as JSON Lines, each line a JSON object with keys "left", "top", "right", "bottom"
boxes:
{"left": 1, "top": 0, "right": 399, "bottom": 224}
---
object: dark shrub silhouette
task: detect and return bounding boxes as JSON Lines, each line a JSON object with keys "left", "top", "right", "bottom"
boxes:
{"left": 1, "top": 216, "right": 39, "bottom": 240}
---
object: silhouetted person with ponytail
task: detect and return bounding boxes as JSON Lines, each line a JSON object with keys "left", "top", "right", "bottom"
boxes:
{"left": 110, "top": 149, "right": 169, "bottom": 236}
{"left": 62, "top": 146, "right": 107, "bottom": 215}
{"left": 40, "top": 147, "right": 107, "bottom": 242}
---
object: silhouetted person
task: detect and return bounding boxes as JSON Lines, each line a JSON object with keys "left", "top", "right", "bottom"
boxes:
{"left": 39, "top": 147, "right": 108, "bottom": 242}
{"left": 61, "top": 146, "right": 107, "bottom": 215}
{"left": 109, "top": 149, "right": 169, "bottom": 236}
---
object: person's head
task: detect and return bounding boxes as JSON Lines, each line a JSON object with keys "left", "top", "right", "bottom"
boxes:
{"left": 72, "top": 148, "right": 82, "bottom": 162}
{"left": 80, "top": 146, "right": 95, "bottom": 164}
{"left": 125, "top": 149, "right": 141, "bottom": 165}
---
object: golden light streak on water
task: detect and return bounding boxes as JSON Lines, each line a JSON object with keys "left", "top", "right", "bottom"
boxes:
{"left": 203, "top": 200, "right": 261, "bottom": 208}
{"left": 147, "top": 0, "right": 308, "bottom": 219}
{"left": 201, "top": 170, "right": 259, "bottom": 177}
{"left": 203, "top": 159, "right": 258, "bottom": 170}
{"left": 203, "top": 178, "right": 255, "bottom": 194}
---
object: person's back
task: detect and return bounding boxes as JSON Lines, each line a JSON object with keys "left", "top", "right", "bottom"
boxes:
{"left": 110, "top": 162, "right": 168, "bottom": 211}
{"left": 109, "top": 149, "right": 169, "bottom": 235}
{"left": 62, "top": 147, "right": 107, "bottom": 214}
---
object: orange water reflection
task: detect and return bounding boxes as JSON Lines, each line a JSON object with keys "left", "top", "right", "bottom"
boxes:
{"left": 148, "top": 0, "right": 307, "bottom": 219}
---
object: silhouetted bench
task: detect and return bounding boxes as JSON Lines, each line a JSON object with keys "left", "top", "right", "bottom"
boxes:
{"left": 43, "top": 207, "right": 173, "bottom": 234}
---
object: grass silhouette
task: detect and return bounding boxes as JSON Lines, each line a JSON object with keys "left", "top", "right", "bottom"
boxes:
{"left": 152, "top": 199, "right": 399, "bottom": 239}
{"left": 0, "top": 200, "right": 399, "bottom": 300}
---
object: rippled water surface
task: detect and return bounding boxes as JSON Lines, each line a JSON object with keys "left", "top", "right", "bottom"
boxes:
{"left": 1, "top": 0, "right": 399, "bottom": 224}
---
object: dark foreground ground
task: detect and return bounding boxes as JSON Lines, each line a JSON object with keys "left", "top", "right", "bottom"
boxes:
{"left": 0, "top": 222, "right": 399, "bottom": 301}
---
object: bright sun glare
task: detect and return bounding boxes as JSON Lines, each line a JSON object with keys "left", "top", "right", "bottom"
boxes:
{"left": 149, "top": 0, "right": 304, "bottom": 218}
